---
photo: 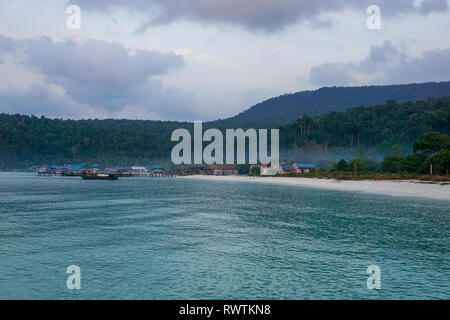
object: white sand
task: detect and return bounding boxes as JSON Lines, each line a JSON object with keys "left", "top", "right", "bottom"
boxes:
{"left": 180, "top": 175, "right": 450, "bottom": 201}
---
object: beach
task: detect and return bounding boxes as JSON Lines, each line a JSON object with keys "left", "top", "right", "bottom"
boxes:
{"left": 180, "top": 175, "right": 450, "bottom": 201}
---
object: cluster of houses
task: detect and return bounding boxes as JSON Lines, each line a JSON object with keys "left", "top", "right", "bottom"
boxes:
{"left": 251, "top": 162, "right": 317, "bottom": 176}
{"left": 30, "top": 161, "right": 316, "bottom": 177}
{"left": 176, "top": 162, "right": 316, "bottom": 176}
{"left": 30, "top": 164, "right": 168, "bottom": 176}
{"left": 177, "top": 164, "right": 238, "bottom": 176}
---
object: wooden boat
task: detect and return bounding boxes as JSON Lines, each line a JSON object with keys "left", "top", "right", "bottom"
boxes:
{"left": 81, "top": 173, "right": 119, "bottom": 180}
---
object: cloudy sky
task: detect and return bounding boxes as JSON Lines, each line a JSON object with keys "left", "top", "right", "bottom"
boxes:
{"left": 0, "top": 0, "right": 449, "bottom": 121}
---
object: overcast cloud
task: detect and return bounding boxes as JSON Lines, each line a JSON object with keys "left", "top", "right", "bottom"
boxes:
{"left": 0, "top": 35, "right": 202, "bottom": 120}
{"left": 0, "top": 0, "right": 449, "bottom": 120}
{"left": 72, "top": 0, "right": 448, "bottom": 32}
{"left": 310, "top": 41, "right": 450, "bottom": 86}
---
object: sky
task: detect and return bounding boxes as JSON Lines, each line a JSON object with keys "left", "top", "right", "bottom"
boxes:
{"left": 0, "top": 0, "right": 449, "bottom": 121}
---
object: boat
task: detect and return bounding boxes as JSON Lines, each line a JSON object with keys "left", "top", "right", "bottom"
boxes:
{"left": 81, "top": 173, "right": 119, "bottom": 180}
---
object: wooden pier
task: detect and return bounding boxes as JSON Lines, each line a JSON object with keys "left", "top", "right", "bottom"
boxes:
{"left": 38, "top": 172, "right": 176, "bottom": 178}
{"left": 37, "top": 172, "right": 62, "bottom": 176}
{"left": 130, "top": 172, "right": 175, "bottom": 178}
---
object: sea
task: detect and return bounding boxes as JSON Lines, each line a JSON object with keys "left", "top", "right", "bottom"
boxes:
{"left": 0, "top": 172, "right": 448, "bottom": 299}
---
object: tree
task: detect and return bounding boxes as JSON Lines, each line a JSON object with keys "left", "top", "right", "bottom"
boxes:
{"left": 349, "top": 158, "right": 363, "bottom": 176}
{"left": 382, "top": 153, "right": 427, "bottom": 174}
{"left": 413, "top": 132, "right": 450, "bottom": 174}
{"left": 384, "top": 144, "right": 403, "bottom": 157}
{"left": 237, "top": 164, "right": 250, "bottom": 175}
{"left": 250, "top": 166, "right": 261, "bottom": 176}
{"left": 428, "top": 150, "right": 450, "bottom": 176}
{"left": 334, "top": 159, "right": 349, "bottom": 172}
{"left": 413, "top": 132, "right": 450, "bottom": 154}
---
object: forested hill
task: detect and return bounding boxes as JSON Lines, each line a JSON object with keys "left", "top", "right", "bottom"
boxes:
{"left": 211, "top": 81, "right": 450, "bottom": 129}
{"left": 279, "top": 96, "right": 450, "bottom": 155}
{"left": 0, "top": 115, "right": 181, "bottom": 169}
{"left": 1, "top": 96, "right": 449, "bottom": 169}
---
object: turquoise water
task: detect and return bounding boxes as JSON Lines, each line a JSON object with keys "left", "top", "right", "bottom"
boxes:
{"left": 0, "top": 172, "right": 448, "bottom": 300}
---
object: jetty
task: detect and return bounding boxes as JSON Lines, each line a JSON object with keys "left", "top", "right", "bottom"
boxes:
{"left": 33, "top": 164, "right": 175, "bottom": 178}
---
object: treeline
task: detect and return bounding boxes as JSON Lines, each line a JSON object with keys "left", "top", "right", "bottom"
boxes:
{"left": 382, "top": 132, "right": 450, "bottom": 175}
{"left": 279, "top": 97, "right": 450, "bottom": 154}
{"left": 211, "top": 81, "right": 450, "bottom": 128}
{"left": 0, "top": 96, "right": 449, "bottom": 170}
{"left": 0, "top": 114, "right": 180, "bottom": 168}
{"left": 319, "top": 132, "right": 449, "bottom": 177}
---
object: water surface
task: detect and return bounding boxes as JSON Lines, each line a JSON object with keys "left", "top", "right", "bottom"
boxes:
{"left": 0, "top": 173, "right": 449, "bottom": 299}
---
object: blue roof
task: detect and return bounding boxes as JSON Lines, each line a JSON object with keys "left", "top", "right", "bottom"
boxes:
{"left": 281, "top": 164, "right": 292, "bottom": 169}
{"left": 68, "top": 163, "right": 86, "bottom": 170}
{"left": 294, "top": 163, "right": 316, "bottom": 169}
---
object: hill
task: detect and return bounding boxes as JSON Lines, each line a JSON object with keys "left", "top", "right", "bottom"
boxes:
{"left": 279, "top": 96, "right": 450, "bottom": 158}
{"left": 1, "top": 83, "right": 450, "bottom": 169}
{"left": 211, "top": 81, "right": 450, "bottom": 128}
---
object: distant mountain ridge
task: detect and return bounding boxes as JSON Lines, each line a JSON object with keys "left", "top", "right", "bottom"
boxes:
{"left": 1, "top": 82, "right": 450, "bottom": 169}
{"left": 209, "top": 81, "right": 450, "bottom": 128}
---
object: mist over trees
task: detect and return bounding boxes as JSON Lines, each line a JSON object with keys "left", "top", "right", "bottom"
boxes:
{"left": 0, "top": 94, "right": 449, "bottom": 171}
{"left": 279, "top": 97, "right": 449, "bottom": 155}
{"left": 210, "top": 81, "right": 450, "bottom": 129}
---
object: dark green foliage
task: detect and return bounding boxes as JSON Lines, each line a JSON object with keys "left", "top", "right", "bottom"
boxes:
{"left": 413, "top": 132, "right": 450, "bottom": 155}
{"left": 1, "top": 86, "right": 450, "bottom": 170}
{"left": 428, "top": 150, "right": 450, "bottom": 176}
{"left": 0, "top": 114, "right": 182, "bottom": 169}
{"left": 237, "top": 164, "right": 251, "bottom": 175}
{"left": 279, "top": 96, "right": 450, "bottom": 153}
{"left": 381, "top": 130, "right": 450, "bottom": 175}
{"left": 349, "top": 159, "right": 364, "bottom": 175}
{"left": 361, "top": 159, "right": 380, "bottom": 172}
{"left": 250, "top": 166, "right": 261, "bottom": 176}
{"left": 381, "top": 153, "right": 428, "bottom": 174}
{"left": 333, "top": 159, "right": 349, "bottom": 172}
{"left": 211, "top": 81, "right": 450, "bottom": 129}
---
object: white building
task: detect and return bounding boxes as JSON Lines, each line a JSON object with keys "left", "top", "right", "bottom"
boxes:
{"left": 131, "top": 166, "right": 147, "bottom": 173}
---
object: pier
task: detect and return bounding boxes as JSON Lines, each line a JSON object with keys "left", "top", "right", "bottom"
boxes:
{"left": 130, "top": 172, "right": 175, "bottom": 178}
{"left": 37, "top": 171, "right": 176, "bottom": 178}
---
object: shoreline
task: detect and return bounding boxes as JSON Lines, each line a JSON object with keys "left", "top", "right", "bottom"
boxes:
{"left": 180, "top": 175, "right": 450, "bottom": 201}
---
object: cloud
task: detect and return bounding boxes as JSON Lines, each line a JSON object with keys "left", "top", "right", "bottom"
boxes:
{"left": 419, "top": 0, "right": 449, "bottom": 14}
{"left": 309, "top": 41, "right": 450, "bottom": 87}
{"left": 71, "top": 0, "right": 448, "bottom": 32}
{"left": 0, "top": 34, "right": 201, "bottom": 120}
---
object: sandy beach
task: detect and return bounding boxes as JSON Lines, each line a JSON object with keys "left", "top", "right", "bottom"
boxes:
{"left": 180, "top": 175, "right": 450, "bottom": 201}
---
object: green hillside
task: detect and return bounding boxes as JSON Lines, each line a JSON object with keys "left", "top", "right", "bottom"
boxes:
{"left": 1, "top": 85, "right": 450, "bottom": 170}
{"left": 212, "top": 81, "right": 450, "bottom": 128}
{"left": 279, "top": 97, "right": 450, "bottom": 155}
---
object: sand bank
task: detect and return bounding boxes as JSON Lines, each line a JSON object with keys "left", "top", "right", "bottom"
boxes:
{"left": 180, "top": 175, "right": 450, "bottom": 201}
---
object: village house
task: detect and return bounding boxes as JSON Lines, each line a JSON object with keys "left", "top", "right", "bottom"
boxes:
{"left": 151, "top": 165, "right": 165, "bottom": 173}
{"left": 204, "top": 164, "right": 238, "bottom": 176}
{"left": 293, "top": 163, "right": 317, "bottom": 173}
{"left": 177, "top": 164, "right": 206, "bottom": 175}
{"left": 131, "top": 166, "right": 148, "bottom": 174}
{"left": 280, "top": 164, "right": 296, "bottom": 173}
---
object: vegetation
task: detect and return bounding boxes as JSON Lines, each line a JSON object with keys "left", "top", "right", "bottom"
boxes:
{"left": 0, "top": 114, "right": 181, "bottom": 169}
{"left": 0, "top": 88, "right": 449, "bottom": 171}
{"left": 249, "top": 166, "right": 261, "bottom": 176}
{"left": 314, "top": 132, "right": 450, "bottom": 179}
{"left": 276, "top": 171, "right": 450, "bottom": 182}
{"left": 381, "top": 132, "right": 449, "bottom": 175}
{"left": 279, "top": 97, "right": 450, "bottom": 154}
{"left": 211, "top": 81, "right": 450, "bottom": 128}
{"left": 237, "top": 164, "right": 251, "bottom": 175}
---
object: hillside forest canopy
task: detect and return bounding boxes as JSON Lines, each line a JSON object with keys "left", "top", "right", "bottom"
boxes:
{"left": 0, "top": 95, "right": 449, "bottom": 173}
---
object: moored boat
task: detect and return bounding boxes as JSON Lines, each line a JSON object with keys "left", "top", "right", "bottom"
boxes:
{"left": 81, "top": 173, "right": 119, "bottom": 180}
